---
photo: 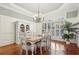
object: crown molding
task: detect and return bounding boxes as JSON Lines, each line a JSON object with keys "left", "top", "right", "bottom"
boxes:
{"left": 0, "top": 3, "right": 34, "bottom": 17}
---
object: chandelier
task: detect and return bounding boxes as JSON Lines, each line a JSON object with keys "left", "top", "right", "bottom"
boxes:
{"left": 34, "top": 3, "right": 43, "bottom": 23}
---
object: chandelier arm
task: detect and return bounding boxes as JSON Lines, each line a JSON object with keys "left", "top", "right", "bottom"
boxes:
{"left": 38, "top": 2, "right": 40, "bottom": 17}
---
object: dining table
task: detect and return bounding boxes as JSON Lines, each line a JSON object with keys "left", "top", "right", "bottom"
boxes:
{"left": 26, "top": 35, "right": 43, "bottom": 55}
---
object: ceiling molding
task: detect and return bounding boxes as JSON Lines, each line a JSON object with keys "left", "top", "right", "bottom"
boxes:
{"left": 0, "top": 3, "right": 65, "bottom": 18}
{"left": 44, "top": 3, "right": 65, "bottom": 16}
{"left": 10, "top": 3, "right": 34, "bottom": 16}
{"left": 0, "top": 7, "right": 34, "bottom": 22}
{"left": 0, "top": 3, "right": 34, "bottom": 17}
{"left": 44, "top": 3, "right": 79, "bottom": 16}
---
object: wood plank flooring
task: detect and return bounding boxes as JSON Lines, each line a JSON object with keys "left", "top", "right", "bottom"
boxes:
{"left": 51, "top": 40, "right": 79, "bottom": 55}
{"left": 0, "top": 43, "right": 20, "bottom": 55}
{"left": 0, "top": 40, "right": 79, "bottom": 55}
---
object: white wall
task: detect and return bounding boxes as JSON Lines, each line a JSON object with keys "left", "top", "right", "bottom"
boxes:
{"left": 0, "top": 15, "right": 16, "bottom": 46}
{"left": 0, "top": 15, "right": 35, "bottom": 47}
{"left": 35, "top": 23, "right": 42, "bottom": 35}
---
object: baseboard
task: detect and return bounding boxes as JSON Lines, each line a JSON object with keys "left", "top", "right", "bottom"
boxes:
{"left": 0, "top": 43, "right": 16, "bottom": 47}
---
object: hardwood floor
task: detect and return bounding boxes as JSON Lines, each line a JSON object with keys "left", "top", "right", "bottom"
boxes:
{"left": 0, "top": 43, "right": 20, "bottom": 55}
{"left": 65, "top": 43, "right": 79, "bottom": 55}
{"left": 51, "top": 40, "right": 79, "bottom": 55}
{"left": 0, "top": 40, "right": 79, "bottom": 55}
{"left": 22, "top": 46, "right": 49, "bottom": 55}
{"left": 0, "top": 43, "right": 49, "bottom": 55}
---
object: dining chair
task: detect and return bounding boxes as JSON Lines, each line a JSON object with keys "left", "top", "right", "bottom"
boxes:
{"left": 41, "top": 35, "right": 48, "bottom": 54}
{"left": 19, "top": 38, "right": 27, "bottom": 55}
{"left": 19, "top": 32, "right": 33, "bottom": 55}
{"left": 46, "top": 35, "right": 51, "bottom": 54}
{"left": 26, "top": 42, "right": 32, "bottom": 55}
{"left": 34, "top": 40, "right": 42, "bottom": 55}
{"left": 41, "top": 34, "right": 51, "bottom": 55}
{"left": 20, "top": 38, "right": 34, "bottom": 55}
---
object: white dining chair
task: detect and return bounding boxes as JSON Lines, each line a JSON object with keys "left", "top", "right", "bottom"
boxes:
{"left": 41, "top": 34, "right": 51, "bottom": 54}
{"left": 20, "top": 38, "right": 34, "bottom": 55}
{"left": 41, "top": 35, "right": 48, "bottom": 55}
{"left": 46, "top": 35, "right": 51, "bottom": 54}
{"left": 26, "top": 42, "right": 32, "bottom": 55}
{"left": 20, "top": 39, "right": 27, "bottom": 55}
{"left": 34, "top": 40, "right": 42, "bottom": 55}
{"left": 19, "top": 32, "right": 33, "bottom": 55}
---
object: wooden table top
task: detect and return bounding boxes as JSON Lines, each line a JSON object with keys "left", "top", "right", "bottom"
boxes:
{"left": 26, "top": 35, "right": 43, "bottom": 43}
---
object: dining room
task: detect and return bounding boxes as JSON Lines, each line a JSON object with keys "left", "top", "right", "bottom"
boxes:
{"left": 0, "top": 3, "right": 79, "bottom": 55}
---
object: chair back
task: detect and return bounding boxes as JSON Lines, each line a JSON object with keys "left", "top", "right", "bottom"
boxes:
{"left": 26, "top": 42, "right": 32, "bottom": 50}
{"left": 47, "top": 35, "right": 51, "bottom": 48}
{"left": 41, "top": 35, "right": 48, "bottom": 47}
{"left": 20, "top": 39, "right": 27, "bottom": 50}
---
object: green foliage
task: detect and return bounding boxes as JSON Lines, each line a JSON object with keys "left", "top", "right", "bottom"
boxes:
{"left": 62, "top": 21, "right": 76, "bottom": 41}
{"left": 62, "top": 33, "right": 75, "bottom": 41}
{"left": 64, "top": 21, "right": 72, "bottom": 32}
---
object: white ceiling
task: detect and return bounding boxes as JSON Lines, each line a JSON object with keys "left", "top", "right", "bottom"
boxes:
{"left": 1, "top": 3, "right": 79, "bottom": 17}
{"left": 14, "top": 3, "right": 63, "bottom": 14}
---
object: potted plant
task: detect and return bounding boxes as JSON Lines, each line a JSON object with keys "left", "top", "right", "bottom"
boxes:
{"left": 62, "top": 21, "right": 77, "bottom": 44}
{"left": 62, "top": 32, "right": 76, "bottom": 44}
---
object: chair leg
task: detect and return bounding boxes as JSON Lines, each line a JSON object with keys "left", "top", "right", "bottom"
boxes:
{"left": 45, "top": 46, "right": 47, "bottom": 51}
{"left": 20, "top": 49, "right": 22, "bottom": 55}
{"left": 34, "top": 47, "right": 36, "bottom": 54}
{"left": 26, "top": 50, "right": 28, "bottom": 55}
{"left": 20, "top": 47, "right": 23, "bottom": 55}
{"left": 40, "top": 46, "right": 42, "bottom": 55}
